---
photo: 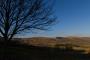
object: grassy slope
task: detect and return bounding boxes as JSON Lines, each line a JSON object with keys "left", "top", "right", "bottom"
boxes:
{"left": 20, "top": 37, "right": 90, "bottom": 53}
{"left": 0, "top": 37, "right": 90, "bottom": 60}
{"left": 21, "top": 37, "right": 90, "bottom": 50}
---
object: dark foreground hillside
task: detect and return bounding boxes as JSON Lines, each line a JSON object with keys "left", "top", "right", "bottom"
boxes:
{"left": 0, "top": 41, "right": 90, "bottom": 60}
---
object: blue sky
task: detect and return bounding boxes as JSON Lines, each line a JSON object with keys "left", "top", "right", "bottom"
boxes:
{"left": 20, "top": 0, "right": 90, "bottom": 38}
{"left": 53, "top": 0, "right": 90, "bottom": 37}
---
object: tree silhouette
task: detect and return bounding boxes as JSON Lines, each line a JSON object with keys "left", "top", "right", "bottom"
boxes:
{"left": 0, "top": 0, "right": 56, "bottom": 43}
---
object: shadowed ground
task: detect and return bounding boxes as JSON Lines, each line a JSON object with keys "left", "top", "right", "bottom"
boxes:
{"left": 0, "top": 41, "right": 90, "bottom": 60}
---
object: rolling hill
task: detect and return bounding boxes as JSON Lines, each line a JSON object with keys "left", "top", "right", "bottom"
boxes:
{"left": 20, "top": 37, "right": 90, "bottom": 53}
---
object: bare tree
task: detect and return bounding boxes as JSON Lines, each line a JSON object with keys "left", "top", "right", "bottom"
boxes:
{"left": 0, "top": 0, "right": 56, "bottom": 43}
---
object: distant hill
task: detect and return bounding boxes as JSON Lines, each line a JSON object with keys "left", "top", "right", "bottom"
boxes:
{"left": 20, "top": 37, "right": 90, "bottom": 47}
{"left": 21, "top": 37, "right": 57, "bottom": 47}
{"left": 1, "top": 36, "right": 90, "bottom": 53}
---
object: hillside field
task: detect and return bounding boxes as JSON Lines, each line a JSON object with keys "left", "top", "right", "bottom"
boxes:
{"left": 20, "top": 37, "right": 90, "bottom": 53}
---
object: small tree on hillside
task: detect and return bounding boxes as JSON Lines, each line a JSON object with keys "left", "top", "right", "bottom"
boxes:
{"left": 0, "top": 0, "right": 56, "bottom": 43}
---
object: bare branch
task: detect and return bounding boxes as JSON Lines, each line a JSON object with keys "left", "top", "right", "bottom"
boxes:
{"left": 0, "top": 0, "right": 56, "bottom": 41}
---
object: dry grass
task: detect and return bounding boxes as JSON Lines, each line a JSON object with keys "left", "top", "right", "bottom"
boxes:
{"left": 20, "top": 37, "right": 90, "bottom": 53}
{"left": 0, "top": 37, "right": 90, "bottom": 60}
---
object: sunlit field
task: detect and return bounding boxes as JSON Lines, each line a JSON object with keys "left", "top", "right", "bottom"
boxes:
{"left": 0, "top": 37, "right": 89, "bottom": 60}
{"left": 21, "top": 37, "right": 90, "bottom": 53}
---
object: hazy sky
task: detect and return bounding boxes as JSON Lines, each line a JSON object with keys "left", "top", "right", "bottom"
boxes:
{"left": 20, "top": 0, "right": 90, "bottom": 38}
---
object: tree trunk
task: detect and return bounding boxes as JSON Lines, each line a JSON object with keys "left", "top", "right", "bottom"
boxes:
{"left": 3, "top": 36, "right": 10, "bottom": 47}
